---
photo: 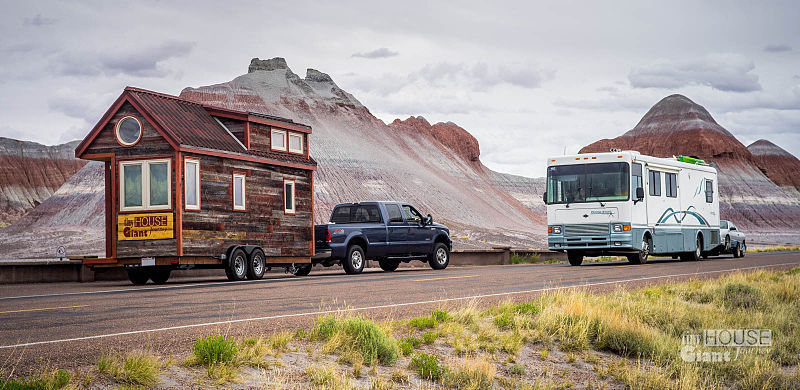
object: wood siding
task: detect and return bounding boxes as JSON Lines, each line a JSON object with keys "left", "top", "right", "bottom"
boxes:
{"left": 216, "top": 117, "right": 246, "bottom": 147}
{"left": 181, "top": 153, "right": 313, "bottom": 258}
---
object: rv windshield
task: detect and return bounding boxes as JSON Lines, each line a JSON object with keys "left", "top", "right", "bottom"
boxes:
{"left": 546, "top": 162, "right": 630, "bottom": 204}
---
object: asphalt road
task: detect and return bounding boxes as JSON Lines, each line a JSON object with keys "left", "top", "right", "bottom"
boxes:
{"left": 1, "top": 252, "right": 798, "bottom": 371}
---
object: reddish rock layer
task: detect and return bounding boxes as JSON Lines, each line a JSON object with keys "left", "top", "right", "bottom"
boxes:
{"left": 748, "top": 139, "right": 800, "bottom": 193}
{"left": 389, "top": 117, "right": 481, "bottom": 166}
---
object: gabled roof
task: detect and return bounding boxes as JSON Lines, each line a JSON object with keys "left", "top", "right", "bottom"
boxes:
{"left": 75, "top": 87, "right": 316, "bottom": 170}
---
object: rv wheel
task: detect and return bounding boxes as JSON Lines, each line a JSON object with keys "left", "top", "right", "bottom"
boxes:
{"left": 567, "top": 251, "right": 583, "bottom": 266}
{"left": 627, "top": 237, "right": 651, "bottom": 264}
{"left": 247, "top": 249, "right": 266, "bottom": 280}
{"left": 226, "top": 248, "right": 248, "bottom": 281}
{"left": 127, "top": 269, "right": 149, "bottom": 285}
{"left": 150, "top": 269, "right": 171, "bottom": 284}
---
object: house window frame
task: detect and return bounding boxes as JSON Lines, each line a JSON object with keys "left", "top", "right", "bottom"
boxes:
{"left": 115, "top": 116, "right": 142, "bottom": 147}
{"left": 233, "top": 173, "right": 246, "bottom": 211}
{"left": 288, "top": 132, "right": 304, "bottom": 154}
{"left": 271, "top": 129, "right": 287, "bottom": 152}
{"left": 184, "top": 158, "right": 201, "bottom": 211}
{"left": 119, "top": 158, "right": 172, "bottom": 212}
{"left": 284, "top": 179, "right": 296, "bottom": 215}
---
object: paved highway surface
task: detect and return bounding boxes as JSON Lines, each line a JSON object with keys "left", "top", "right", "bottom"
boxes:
{"left": 0, "top": 252, "right": 798, "bottom": 371}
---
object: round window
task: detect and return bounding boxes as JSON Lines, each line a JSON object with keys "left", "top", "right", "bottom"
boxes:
{"left": 115, "top": 116, "right": 142, "bottom": 146}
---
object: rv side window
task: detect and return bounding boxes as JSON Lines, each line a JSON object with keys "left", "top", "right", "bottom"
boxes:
{"left": 705, "top": 180, "right": 714, "bottom": 203}
{"left": 665, "top": 173, "right": 677, "bottom": 198}
{"left": 632, "top": 163, "right": 643, "bottom": 194}
{"left": 648, "top": 170, "right": 661, "bottom": 196}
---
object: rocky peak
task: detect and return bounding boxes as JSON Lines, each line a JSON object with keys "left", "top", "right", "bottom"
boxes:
{"left": 305, "top": 68, "right": 334, "bottom": 84}
{"left": 628, "top": 94, "right": 732, "bottom": 137}
{"left": 248, "top": 57, "right": 289, "bottom": 73}
{"left": 748, "top": 139, "right": 794, "bottom": 157}
{"left": 390, "top": 116, "right": 480, "bottom": 164}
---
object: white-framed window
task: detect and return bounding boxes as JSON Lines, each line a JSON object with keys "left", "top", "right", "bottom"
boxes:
{"left": 120, "top": 159, "right": 171, "bottom": 211}
{"left": 115, "top": 116, "right": 142, "bottom": 146}
{"left": 288, "top": 132, "right": 304, "bottom": 154}
{"left": 233, "top": 173, "right": 246, "bottom": 211}
{"left": 271, "top": 129, "right": 287, "bottom": 152}
{"left": 284, "top": 179, "right": 295, "bottom": 214}
{"left": 185, "top": 158, "right": 200, "bottom": 210}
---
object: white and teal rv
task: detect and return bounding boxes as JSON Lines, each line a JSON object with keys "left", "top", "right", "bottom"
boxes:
{"left": 544, "top": 151, "right": 720, "bottom": 266}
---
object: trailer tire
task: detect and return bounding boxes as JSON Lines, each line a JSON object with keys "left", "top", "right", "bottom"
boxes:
{"left": 342, "top": 245, "right": 365, "bottom": 275}
{"left": 226, "top": 248, "right": 248, "bottom": 281}
{"left": 379, "top": 260, "right": 400, "bottom": 272}
{"left": 127, "top": 269, "right": 149, "bottom": 285}
{"left": 627, "top": 236, "right": 651, "bottom": 264}
{"left": 290, "top": 263, "right": 312, "bottom": 276}
{"left": 150, "top": 269, "right": 171, "bottom": 284}
{"left": 429, "top": 243, "right": 450, "bottom": 270}
{"left": 247, "top": 249, "right": 266, "bottom": 280}
{"left": 567, "top": 251, "right": 583, "bottom": 266}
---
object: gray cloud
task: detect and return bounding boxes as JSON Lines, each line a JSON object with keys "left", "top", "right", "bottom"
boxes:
{"left": 764, "top": 44, "right": 792, "bottom": 52}
{"left": 57, "top": 40, "right": 196, "bottom": 78}
{"left": 24, "top": 14, "right": 56, "bottom": 26}
{"left": 415, "top": 62, "right": 553, "bottom": 91}
{"left": 629, "top": 53, "right": 762, "bottom": 92}
{"left": 351, "top": 48, "right": 398, "bottom": 59}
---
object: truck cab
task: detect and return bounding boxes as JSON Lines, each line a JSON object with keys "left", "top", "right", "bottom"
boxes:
{"left": 303, "top": 201, "right": 452, "bottom": 275}
{"left": 544, "top": 151, "right": 720, "bottom": 266}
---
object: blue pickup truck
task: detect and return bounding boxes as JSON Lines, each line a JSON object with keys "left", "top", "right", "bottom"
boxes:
{"left": 294, "top": 201, "right": 452, "bottom": 275}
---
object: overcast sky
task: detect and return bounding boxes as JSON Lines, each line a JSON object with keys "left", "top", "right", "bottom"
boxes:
{"left": 1, "top": 0, "right": 798, "bottom": 176}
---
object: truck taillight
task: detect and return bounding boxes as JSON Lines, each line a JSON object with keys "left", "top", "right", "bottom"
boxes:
{"left": 326, "top": 229, "right": 332, "bottom": 243}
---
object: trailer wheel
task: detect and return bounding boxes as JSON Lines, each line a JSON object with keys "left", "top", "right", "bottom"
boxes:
{"left": 429, "top": 243, "right": 449, "bottom": 270}
{"left": 379, "top": 260, "right": 400, "bottom": 272}
{"left": 567, "top": 251, "right": 583, "bottom": 266}
{"left": 342, "top": 245, "right": 365, "bottom": 274}
{"left": 247, "top": 249, "right": 266, "bottom": 280}
{"left": 127, "top": 269, "right": 149, "bottom": 285}
{"left": 290, "top": 263, "right": 312, "bottom": 276}
{"left": 226, "top": 248, "right": 248, "bottom": 281}
{"left": 150, "top": 269, "right": 171, "bottom": 284}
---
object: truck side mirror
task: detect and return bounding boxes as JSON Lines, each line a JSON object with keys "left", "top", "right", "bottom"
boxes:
{"left": 425, "top": 214, "right": 433, "bottom": 226}
{"left": 542, "top": 192, "right": 547, "bottom": 204}
{"left": 636, "top": 187, "right": 644, "bottom": 200}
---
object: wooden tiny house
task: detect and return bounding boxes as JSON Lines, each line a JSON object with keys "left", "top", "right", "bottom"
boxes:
{"left": 75, "top": 87, "right": 316, "bottom": 284}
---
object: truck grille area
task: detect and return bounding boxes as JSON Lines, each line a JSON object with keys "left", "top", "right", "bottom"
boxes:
{"left": 564, "top": 223, "right": 608, "bottom": 236}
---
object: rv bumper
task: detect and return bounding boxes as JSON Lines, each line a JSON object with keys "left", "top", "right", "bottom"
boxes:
{"left": 548, "top": 232, "right": 636, "bottom": 252}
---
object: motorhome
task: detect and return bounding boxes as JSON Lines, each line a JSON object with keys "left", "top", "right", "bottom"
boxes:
{"left": 544, "top": 151, "right": 720, "bottom": 265}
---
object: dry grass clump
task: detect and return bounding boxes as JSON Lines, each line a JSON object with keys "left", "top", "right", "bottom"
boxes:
{"left": 0, "top": 368, "right": 71, "bottom": 390}
{"left": 96, "top": 351, "right": 161, "bottom": 388}
{"left": 311, "top": 315, "right": 400, "bottom": 366}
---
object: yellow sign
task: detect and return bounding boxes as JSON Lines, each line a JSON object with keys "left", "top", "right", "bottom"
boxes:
{"left": 118, "top": 213, "right": 174, "bottom": 241}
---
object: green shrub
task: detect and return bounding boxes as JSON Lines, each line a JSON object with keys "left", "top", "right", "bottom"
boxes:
{"left": 721, "top": 283, "right": 763, "bottom": 309}
{"left": 409, "top": 352, "right": 447, "bottom": 381}
{"left": 313, "top": 316, "right": 399, "bottom": 365}
{"left": 192, "top": 335, "right": 238, "bottom": 365}
{"left": 508, "top": 363, "right": 525, "bottom": 376}
{"left": 431, "top": 309, "right": 452, "bottom": 322}
{"left": 0, "top": 369, "right": 70, "bottom": 390}
{"left": 512, "top": 302, "right": 540, "bottom": 316}
{"left": 493, "top": 312, "right": 513, "bottom": 329}
{"left": 422, "top": 331, "right": 438, "bottom": 344}
{"left": 399, "top": 337, "right": 423, "bottom": 356}
{"left": 510, "top": 253, "right": 540, "bottom": 264}
{"left": 409, "top": 316, "right": 437, "bottom": 330}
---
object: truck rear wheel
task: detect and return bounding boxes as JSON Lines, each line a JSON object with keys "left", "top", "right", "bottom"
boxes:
{"left": 127, "top": 269, "right": 149, "bottom": 285}
{"left": 567, "top": 251, "right": 583, "bottom": 266}
{"left": 429, "top": 243, "right": 450, "bottom": 270}
{"left": 343, "top": 245, "right": 365, "bottom": 274}
{"left": 150, "top": 269, "right": 171, "bottom": 284}
{"left": 226, "top": 248, "right": 248, "bottom": 281}
{"left": 379, "top": 260, "right": 400, "bottom": 272}
{"left": 247, "top": 249, "right": 266, "bottom": 280}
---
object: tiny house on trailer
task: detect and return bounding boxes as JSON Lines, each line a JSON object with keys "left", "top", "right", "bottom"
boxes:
{"left": 544, "top": 151, "right": 720, "bottom": 266}
{"left": 75, "top": 87, "right": 316, "bottom": 284}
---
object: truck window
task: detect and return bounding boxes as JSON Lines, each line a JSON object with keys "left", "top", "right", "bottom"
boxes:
{"left": 385, "top": 204, "right": 404, "bottom": 223}
{"left": 330, "top": 205, "right": 383, "bottom": 224}
{"left": 705, "top": 180, "right": 714, "bottom": 203}
{"left": 648, "top": 170, "right": 661, "bottom": 196}
{"left": 632, "top": 163, "right": 643, "bottom": 194}
{"left": 402, "top": 205, "right": 423, "bottom": 222}
{"left": 665, "top": 173, "right": 677, "bottom": 197}
{"left": 720, "top": 221, "right": 728, "bottom": 229}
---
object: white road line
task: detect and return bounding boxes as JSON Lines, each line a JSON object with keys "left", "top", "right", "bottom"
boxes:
{"left": 1, "top": 261, "right": 796, "bottom": 350}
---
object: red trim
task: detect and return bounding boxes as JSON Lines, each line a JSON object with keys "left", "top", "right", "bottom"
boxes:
{"left": 111, "top": 155, "right": 117, "bottom": 259}
{"left": 232, "top": 172, "right": 246, "bottom": 212}
{"left": 243, "top": 121, "right": 251, "bottom": 149}
{"left": 204, "top": 106, "right": 312, "bottom": 134}
{"left": 82, "top": 152, "right": 114, "bottom": 161}
{"left": 116, "top": 155, "right": 173, "bottom": 162}
{"left": 310, "top": 171, "right": 315, "bottom": 256}
{"left": 283, "top": 178, "right": 296, "bottom": 215}
{"left": 114, "top": 116, "right": 143, "bottom": 147}
{"left": 105, "top": 161, "right": 112, "bottom": 258}
{"left": 175, "top": 151, "right": 183, "bottom": 256}
{"left": 178, "top": 147, "right": 316, "bottom": 171}
{"left": 184, "top": 157, "right": 201, "bottom": 212}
